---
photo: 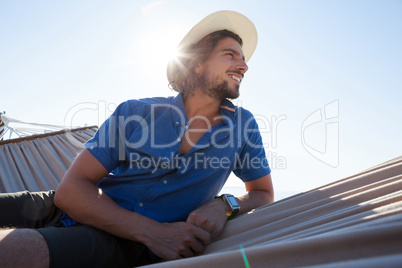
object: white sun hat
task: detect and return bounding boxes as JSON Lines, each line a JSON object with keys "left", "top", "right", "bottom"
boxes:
{"left": 167, "top": 10, "right": 258, "bottom": 83}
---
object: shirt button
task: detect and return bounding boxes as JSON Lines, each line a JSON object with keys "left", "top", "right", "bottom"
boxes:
{"left": 163, "top": 180, "right": 168, "bottom": 184}
{"left": 177, "top": 138, "right": 181, "bottom": 142}
{"left": 89, "top": 146, "right": 94, "bottom": 150}
{"left": 176, "top": 121, "right": 179, "bottom": 125}
{"left": 139, "top": 202, "right": 144, "bottom": 207}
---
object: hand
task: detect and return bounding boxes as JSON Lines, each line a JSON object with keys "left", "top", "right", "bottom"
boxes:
{"left": 186, "top": 198, "right": 229, "bottom": 241}
{"left": 144, "top": 221, "right": 211, "bottom": 260}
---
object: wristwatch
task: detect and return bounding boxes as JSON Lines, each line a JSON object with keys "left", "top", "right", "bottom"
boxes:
{"left": 217, "top": 194, "right": 240, "bottom": 220}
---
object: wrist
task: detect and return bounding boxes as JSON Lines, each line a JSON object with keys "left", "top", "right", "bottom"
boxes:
{"left": 215, "top": 194, "right": 240, "bottom": 221}
{"left": 214, "top": 196, "right": 231, "bottom": 214}
{"left": 129, "top": 215, "right": 161, "bottom": 245}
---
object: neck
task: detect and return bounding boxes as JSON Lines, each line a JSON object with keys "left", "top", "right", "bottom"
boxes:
{"left": 182, "top": 89, "right": 222, "bottom": 119}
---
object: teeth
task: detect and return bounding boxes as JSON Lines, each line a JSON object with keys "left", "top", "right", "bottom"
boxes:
{"left": 229, "top": 75, "right": 241, "bottom": 83}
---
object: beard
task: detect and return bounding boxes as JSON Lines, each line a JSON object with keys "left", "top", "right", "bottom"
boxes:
{"left": 196, "top": 72, "right": 240, "bottom": 100}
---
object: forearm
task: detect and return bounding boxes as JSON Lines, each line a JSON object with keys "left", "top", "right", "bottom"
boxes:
{"left": 54, "top": 175, "right": 155, "bottom": 244}
{"left": 54, "top": 149, "right": 211, "bottom": 260}
{"left": 234, "top": 174, "right": 274, "bottom": 215}
{"left": 186, "top": 189, "right": 273, "bottom": 241}
{"left": 236, "top": 189, "right": 273, "bottom": 215}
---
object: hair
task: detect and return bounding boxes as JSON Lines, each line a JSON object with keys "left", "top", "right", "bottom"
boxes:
{"left": 168, "top": 30, "right": 243, "bottom": 96}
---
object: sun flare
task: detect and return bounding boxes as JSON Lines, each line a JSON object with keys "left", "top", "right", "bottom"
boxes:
{"left": 138, "top": 29, "right": 183, "bottom": 77}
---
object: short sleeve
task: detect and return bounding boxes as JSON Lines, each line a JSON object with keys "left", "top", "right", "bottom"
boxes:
{"left": 84, "top": 101, "right": 136, "bottom": 172}
{"left": 233, "top": 112, "right": 271, "bottom": 182}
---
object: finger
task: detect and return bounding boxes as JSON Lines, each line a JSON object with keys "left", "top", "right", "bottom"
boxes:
{"left": 186, "top": 212, "right": 196, "bottom": 225}
{"left": 188, "top": 238, "right": 205, "bottom": 255}
{"left": 178, "top": 247, "right": 195, "bottom": 258}
{"left": 187, "top": 212, "right": 212, "bottom": 233}
{"left": 177, "top": 238, "right": 201, "bottom": 258}
{"left": 210, "top": 227, "right": 224, "bottom": 241}
{"left": 192, "top": 225, "right": 211, "bottom": 246}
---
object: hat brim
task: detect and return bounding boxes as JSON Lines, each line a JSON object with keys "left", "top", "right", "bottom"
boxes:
{"left": 167, "top": 10, "right": 258, "bottom": 83}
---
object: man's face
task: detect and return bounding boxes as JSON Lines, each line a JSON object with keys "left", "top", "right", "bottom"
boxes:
{"left": 196, "top": 37, "right": 248, "bottom": 100}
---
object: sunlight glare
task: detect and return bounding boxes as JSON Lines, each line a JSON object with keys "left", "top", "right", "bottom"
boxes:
{"left": 138, "top": 28, "right": 183, "bottom": 80}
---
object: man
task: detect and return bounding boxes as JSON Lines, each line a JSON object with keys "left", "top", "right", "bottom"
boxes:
{"left": 0, "top": 10, "right": 273, "bottom": 267}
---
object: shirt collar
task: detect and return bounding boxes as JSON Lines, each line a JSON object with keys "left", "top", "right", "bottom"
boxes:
{"left": 171, "top": 93, "right": 188, "bottom": 127}
{"left": 219, "top": 98, "right": 236, "bottom": 125}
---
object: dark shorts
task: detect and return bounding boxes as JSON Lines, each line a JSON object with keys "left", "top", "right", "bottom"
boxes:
{"left": 0, "top": 191, "right": 153, "bottom": 267}
{"left": 0, "top": 190, "right": 63, "bottom": 228}
{"left": 37, "top": 225, "right": 151, "bottom": 268}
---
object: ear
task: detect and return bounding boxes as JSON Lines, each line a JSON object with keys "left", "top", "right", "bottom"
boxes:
{"left": 194, "top": 62, "right": 203, "bottom": 74}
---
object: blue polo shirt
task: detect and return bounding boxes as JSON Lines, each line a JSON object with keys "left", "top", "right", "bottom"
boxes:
{"left": 61, "top": 93, "right": 270, "bottom": 226}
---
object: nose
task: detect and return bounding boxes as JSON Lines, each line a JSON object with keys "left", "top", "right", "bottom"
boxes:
{"left": 236, "top": 59, "right": 248, "bottom": 74}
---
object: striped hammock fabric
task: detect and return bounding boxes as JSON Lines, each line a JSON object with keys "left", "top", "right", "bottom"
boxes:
{"left": 0, "top": 127, "right": 97, "bottom": 192}
{"left": 1, "top": 126, "right": 401, "bottom": 267}
{"left": 146, "top": 156, "right": 402, "bottom": 267}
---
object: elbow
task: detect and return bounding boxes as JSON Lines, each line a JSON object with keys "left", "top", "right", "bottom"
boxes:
{"left": 54, "top": 184, "right": 82, "bottom": 223}
{"left": 248, "top": 190, "right": 274, "bottom": 207}
{"left": 262, "top": 189, "right": 274, "bottom": 204}
{"left": 54, "top": 184, "right": 71, "bottom": 212}
{"left": 267, "top": 191, "right": 274, "bottom": 204}
{"left": 54, "top": 188, "right": 64, "bottom": 210}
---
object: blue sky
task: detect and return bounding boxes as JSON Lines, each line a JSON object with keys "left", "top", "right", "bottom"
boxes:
{"left": 1, "top": 0, "right": 401, "bottom": 196}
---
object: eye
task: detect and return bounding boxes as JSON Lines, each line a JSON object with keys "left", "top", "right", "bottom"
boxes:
{"left": 225, "top": 52, "right": 234, "bottom": 58}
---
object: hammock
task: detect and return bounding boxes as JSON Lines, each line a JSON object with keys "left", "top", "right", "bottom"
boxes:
{"left": 145, "top": 156, "right": 402, "bottom": 267}
{"left": 0, "top": 125, "right": 97, "bottom": 192}
{"left": 0, "top": 117, "right": 400, "bottom": 267}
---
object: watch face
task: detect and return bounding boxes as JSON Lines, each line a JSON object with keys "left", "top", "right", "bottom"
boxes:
{"left": 227, "top": 195, "right": 239, "bottom": 207}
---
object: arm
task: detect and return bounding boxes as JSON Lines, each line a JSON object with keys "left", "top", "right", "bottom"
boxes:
{"left": 187, "top": 174, "right": 274, "bottom": 240}
{"left": 237, "top": 173, "right": 274, "bottom": 214}
{"left": 54, "top": 149, "right": 210, "bottom": 260}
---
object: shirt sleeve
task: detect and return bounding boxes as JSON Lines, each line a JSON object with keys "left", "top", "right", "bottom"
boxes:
{"left": 233, "top": 111, "right": 271, "bottom": 182}
{"left": 84, "top": 101, "right": 137, "bottom": 172}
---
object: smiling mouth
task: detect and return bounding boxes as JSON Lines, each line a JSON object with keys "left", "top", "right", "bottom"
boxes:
{"left": 228, "top": 74, "right": 242, "bottom": 83}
